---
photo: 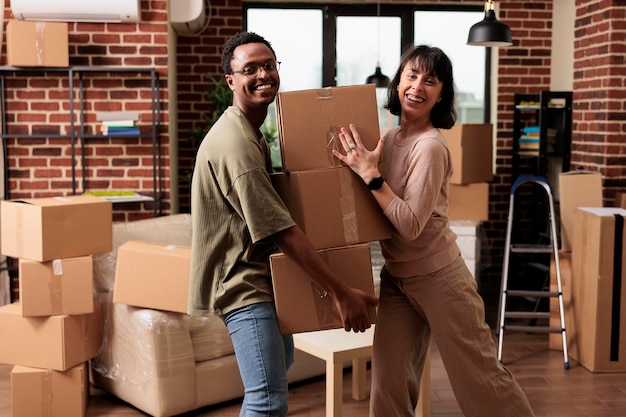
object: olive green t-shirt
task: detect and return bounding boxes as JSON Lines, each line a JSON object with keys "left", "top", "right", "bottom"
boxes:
{"left": 188, "top": 107, "right": 295, "bottom": 317}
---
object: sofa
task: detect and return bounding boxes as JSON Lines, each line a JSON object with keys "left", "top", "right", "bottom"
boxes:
{"left": 90, "top": 214, "right": 330, "bottom": 417}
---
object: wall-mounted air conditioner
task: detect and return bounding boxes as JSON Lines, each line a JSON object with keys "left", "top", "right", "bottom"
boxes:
{"left": 170, "top": 0, "right": 209, "bottom": 36}
{"left": 11, "top": 0, "right": 141, "bottom": 23}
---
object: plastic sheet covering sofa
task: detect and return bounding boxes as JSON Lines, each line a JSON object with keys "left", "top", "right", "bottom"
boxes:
{"left": 90, "top": 214, "right": 327, "bottom": 417}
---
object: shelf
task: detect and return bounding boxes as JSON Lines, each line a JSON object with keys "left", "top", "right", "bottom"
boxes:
{"left": 0, "top": 66, "right": 162, "bottom": 216}
{"left": 512, "top": 91, "right": 572, "bottom": 180}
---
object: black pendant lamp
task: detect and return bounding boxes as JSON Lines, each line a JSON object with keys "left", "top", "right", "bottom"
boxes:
{"left": 467, "top": 0, "right": 513, "bottom": 47}
{"left": 365, "top": 2, "right": 390, "bottom": 87}
{"left": 366, "top": 61, "right": 390, "bottom": 88}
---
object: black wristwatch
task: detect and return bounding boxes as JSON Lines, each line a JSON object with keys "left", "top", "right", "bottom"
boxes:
{"left": 367, "top": 176, "right": 384, "bottom": 190}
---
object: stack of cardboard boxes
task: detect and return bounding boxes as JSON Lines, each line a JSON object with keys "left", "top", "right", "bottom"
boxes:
{"left": 0, "top": 195, "right": 112, "bottom": 416}
{"left": 441, "top": 123, "right": 494, "bottom": 281}
{"left": 551, "top": 171, "right": 626, "bottom": 372}
{"left": 549, "top": 171, "right": 603, "bottom": 354}
{"left": 269, "top": 84, "right": 391, "bottom": 334}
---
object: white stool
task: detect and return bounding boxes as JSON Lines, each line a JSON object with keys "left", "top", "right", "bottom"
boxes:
{"left": 293, "top": 325, "right": 430, "bottom": 417}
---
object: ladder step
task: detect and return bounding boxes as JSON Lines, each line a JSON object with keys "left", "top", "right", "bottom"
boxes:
{"left": 505, "top": 312, "right": 550, "bottom": 319}
{"left": 510, "top": 244, "right": 553, "bottom": 253}
{"left": 507, "top": 290, "right": 559, "bottom": 298}
{"left": 503, "top": 325, "right": 563, "bottom": 334}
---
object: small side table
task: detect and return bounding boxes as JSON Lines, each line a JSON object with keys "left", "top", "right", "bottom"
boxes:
{"left": 293, "top": 325, "right": 430, "bottom": 417}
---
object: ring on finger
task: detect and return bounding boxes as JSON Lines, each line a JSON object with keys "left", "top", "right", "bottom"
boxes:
{"left": 346, "top": 148, "right": 352, "bottom": 153}
{"left": 348, "top": 143, "right": 356, "bottom": 150}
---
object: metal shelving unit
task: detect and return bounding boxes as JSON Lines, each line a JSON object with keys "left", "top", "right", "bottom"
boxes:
{"left": 0, "top": 66, "right": 162, "bottom": 216}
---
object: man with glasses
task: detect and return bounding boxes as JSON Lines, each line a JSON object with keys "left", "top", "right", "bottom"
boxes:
{"left": 188, "top": 31, "right": 378, "bottom": 416}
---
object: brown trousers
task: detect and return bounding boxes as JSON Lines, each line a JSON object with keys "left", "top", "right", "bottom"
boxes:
{"left": 370, "top": 255, "right": 535, "bottom": 417}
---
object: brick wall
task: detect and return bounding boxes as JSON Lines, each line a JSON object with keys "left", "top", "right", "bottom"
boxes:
{"left": 176, "top": 0, "right": 243, "bottom": 213}
{"left": 571, "top": 0, "right": 626, "bottom": 206}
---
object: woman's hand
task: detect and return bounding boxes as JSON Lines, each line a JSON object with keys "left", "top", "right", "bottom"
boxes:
{"left": 331, "top": 123, "right": 385, "bottom": 184}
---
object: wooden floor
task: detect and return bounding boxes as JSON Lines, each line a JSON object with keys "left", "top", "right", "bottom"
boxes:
{"left": 2, "top": 277, "right": 626, "bottom": 416}
{"left": 2, "top": 332, "right": 626, "bottom": 417}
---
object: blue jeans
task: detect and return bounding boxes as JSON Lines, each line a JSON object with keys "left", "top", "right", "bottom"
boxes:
{"left": 222, "top": 302, "right": 295, "bottom": 417}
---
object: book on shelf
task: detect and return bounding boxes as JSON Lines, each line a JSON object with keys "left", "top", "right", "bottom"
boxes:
{"left": 101, "top": 119, "right": 136, "bottom": 127}
{"left": 101, "top": 126, "right": 141, "bottom": 136}
{"left": 84, "top": 190, "right": 153, "bottom": 203}
{"left": 96, "top": 111, "right": 140, "bottom": 122}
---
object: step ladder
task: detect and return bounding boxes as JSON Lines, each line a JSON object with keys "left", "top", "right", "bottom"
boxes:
{"left": 497, "top": 176, "right": 570, "bottom": 369}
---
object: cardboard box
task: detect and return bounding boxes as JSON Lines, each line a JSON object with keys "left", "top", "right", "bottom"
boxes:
{"left": 570, "top": 207, "right": 626, "bottom": 371}
{"left": 549, "top": 252, "right": 574, "bottom": 353}
{"left": 6, "top": 20, "right": 69, "bottom": 67}
{"left": 1, "top": 194, "right": 112, "bottom": 262}
{"left": 19, "top": 256, "right": 94, "bottom": 317}
{"left": 270, "top": 244, "right": 377, "bottom": 334}
{"left": 275, "top": 84, "right": 380, "bottom": 172}
{"left": 0, "top": 302, "right": 102, "bottom": 371}
{"left": 441, "top": 124, "right": 494, "bottom": 185}
{"left": 271, "top": 167, "right": 392, "bottom": 249}
{"left": 11, "top": 363, "right": 88, "bottom": 417}
{"left": 113, "top": 240, "right": 191, "bottom": 313}
{"left": 558, "top": 170, "right": 603, "bottom": 252}
{"left": 448, "top": 183, "right": 489, "bottom": 221}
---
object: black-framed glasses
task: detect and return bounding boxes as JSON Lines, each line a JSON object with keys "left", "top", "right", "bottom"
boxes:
{"left": 231, "top": 61, "right": 281, "bottom": 78}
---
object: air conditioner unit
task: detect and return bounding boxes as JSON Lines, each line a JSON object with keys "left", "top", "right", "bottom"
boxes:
{"left": 11, "top": 0, "right": 141, "bottom": 23}
{"left": 170, "top": 0, "right": 208, "bottom": 36}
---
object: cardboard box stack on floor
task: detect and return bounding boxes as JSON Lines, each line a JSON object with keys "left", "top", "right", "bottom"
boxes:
{"left": 0, "top": 194, "right": 112, "bottom": 417}
{"left": 569, "top": 207, "right": 626, "bottom": 372}
{"left": 270, "top": 85, "right": 390, "bottom": 334}
{"left": 549, "top": 171, "right": 603, "bottom": 353}
{"left": 440, "top": 124, "right": 493, "bottom": 281}
{"left": 552, "top": 171, "right": 626, "bottom": 372}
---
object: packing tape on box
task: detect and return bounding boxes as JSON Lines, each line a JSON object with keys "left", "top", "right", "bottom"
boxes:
{"left": 312, "top": 251, "right": 340, "bottom": 330}
{"left": 316, "top": 88, "right": 343, "bottom": 168}
{"left": 50, "top": 260, "right": 64, "bottom": 315}
{"left": 339, "top": 169, "right": 359, "bottom": 244}
{"left": 16, "top": 204, "right": 25, "bottom": 257}
{"left": 326, "top": 128, "right": 343, "bottom": 168}
{"left": 35, "top": 23, "right": 47, "bottom": 66}
{"left": 41, "top": 369, "right": 54, "bottom": 416}
{"left": 80, "top": 314, "right": 90, "bottom": 363}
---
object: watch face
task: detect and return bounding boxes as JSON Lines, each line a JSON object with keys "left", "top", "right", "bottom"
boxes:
{"left": 368, "top": 176, "right": 384, "bottom": 190}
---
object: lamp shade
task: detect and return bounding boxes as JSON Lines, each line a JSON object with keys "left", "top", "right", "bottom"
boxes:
{"left": 366, "top": 63, "right": 390, "bottom": 88}
{"left": 467, "top": 9, "right": 513, "bottom": 47}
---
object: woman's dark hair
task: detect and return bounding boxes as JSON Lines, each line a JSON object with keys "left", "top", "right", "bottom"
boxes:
{"left": 385, "top": 44, "right": 457, "bottom": 129}
{"left": 221, "top": 32, "right": 277, "bottom": 75}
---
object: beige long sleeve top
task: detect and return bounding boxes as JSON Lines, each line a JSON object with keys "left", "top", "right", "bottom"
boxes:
{"left": 380, "top": 126, "right": 460, "bottom": 278}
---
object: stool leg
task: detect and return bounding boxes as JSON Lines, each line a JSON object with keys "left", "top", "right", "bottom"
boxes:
{"left": 327, "top": 360, "right": 342, "bottom": 417}
{"left": 351, "top": 357, "right": 368, "bottom": 400}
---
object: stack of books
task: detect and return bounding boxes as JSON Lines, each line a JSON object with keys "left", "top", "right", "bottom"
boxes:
{"left": 96, "top": 111, "right": 141, "bottom": 136}
{"left": 518, "top": 126, "right": 540, "bottom": 156}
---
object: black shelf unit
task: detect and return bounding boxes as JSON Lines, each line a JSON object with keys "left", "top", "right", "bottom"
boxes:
{"left": 0, "top": 66, "right": 162, "bottom": 216}
{"left": 508, "top": 92, "right": 573, "bottom": 300}
{"left": 512, "top": 91, "right": 573, "bottom": 180}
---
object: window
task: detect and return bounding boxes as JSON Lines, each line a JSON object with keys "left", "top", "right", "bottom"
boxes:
{"left": 414, "top": 10, "right": 487, "bottom": 123}
{"left": 246, "top": 3, "right": 487, "bottom": 128}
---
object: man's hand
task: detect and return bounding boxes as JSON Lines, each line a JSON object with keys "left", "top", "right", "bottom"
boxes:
{"left": 333, "top": 286, "right": 379, "bottom": 333}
